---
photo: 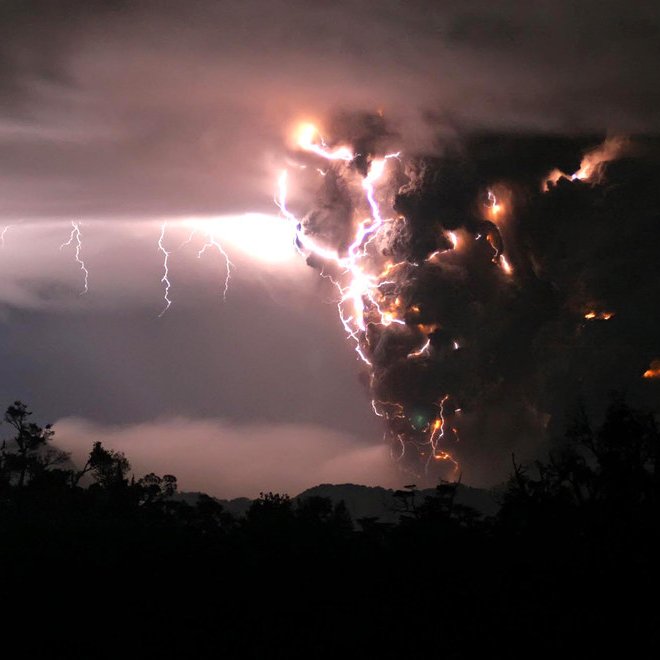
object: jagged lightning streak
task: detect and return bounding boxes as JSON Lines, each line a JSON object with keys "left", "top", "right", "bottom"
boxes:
{"left": 179, "top": 228, "right": 198, "bottom": 249}
{"left": 407, "top": 338, "right": 431, "bottom": 359}
{"left": 1, "top": 225, "right": 15, "bottom": 248}
{"left": 297, "top": 123, "right": 354, "bottom": 161}
{"left": 60, "top": 221, "right": 89, "bottom": 295}
{"left": 157, "top": 223, "right": 172, "bottom": 317}
{"left": 276, "top": 133, "right": 404, "bottom": 365}
{"left": 425, "top": 395, "right": 459, "bottom": 473}
{"left": 277, "top": 122, "right": 461, "bottom": 474}
{"left": 485, "top": 189, "right": 514, "bottom": 276}
{"left": 197, "top": 232, "right": 234, "bottom": 300}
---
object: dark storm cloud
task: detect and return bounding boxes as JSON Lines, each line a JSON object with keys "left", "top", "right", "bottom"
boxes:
{"left": 290, "top": 113, "right": 660, "bottom": 483}
{"left": 1, "top": 1, "right": 659, "bottom": 218}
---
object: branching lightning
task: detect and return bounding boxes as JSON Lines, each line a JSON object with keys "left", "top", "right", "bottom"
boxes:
{"left": 3, "top": 125, "right": 631, "bottom": 482}
{"left": 60, "top": 221, "right": 89, "bottom": 295}
{"left": 197, "top": 232, "right": 234, "bottom": 300}
{"left": 276, "top": 122, "right": 462, "bottom": 475}
{"left": 157, "top": 223, "right": 172, "bottom": 317}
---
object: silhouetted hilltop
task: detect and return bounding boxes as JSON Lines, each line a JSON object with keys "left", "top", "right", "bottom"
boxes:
{"left": 177, "top": 482, "right": 498, "bottom": 524}
{"left": 174, "top": 491, "right": 252, "bottom": 516}
{"left": 297, "top": 482, "right": 499, "bottom": 522}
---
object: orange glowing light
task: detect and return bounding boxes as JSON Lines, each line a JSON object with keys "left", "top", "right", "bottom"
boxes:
{"left": 543, "top": 137, "right": 629, "bottom": 191}
{"left": 584, "top": 310, "right": 615, "bottom": 321}
{"left": 295, "top": 122, "right": 353, "bottom": 161}
{"left": 407, "top": 339, "right": 431, "bottom": 359}
{"left": 643, "top": 360, "right": 660, "bottom": 380}
{"left": 542, "top": 168, "right": 566, "bottom": 192}
{"left": 416, "top": 323, "right": 437, "bottom": 335}
{"left": 486, "top": 190, "right": 506, "bottom": 221}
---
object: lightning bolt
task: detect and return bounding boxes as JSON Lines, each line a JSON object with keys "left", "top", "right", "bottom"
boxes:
{"left": 60, "top": 221, "right": 89, "bottom": 295}
{"left": 1, "top": 225, "right": 14, "bottom": 248}
{"left": 407, "top": 338, "right": 431, "bottom": 359}
{"left": 276, "top": 133, "right": 404, "bottom": 366}
{"left": 179, "top": 228, "right": 198, "bottom": 249}
{"left": 197, "top": 232, "right": 234, "bottom": 300}
{"left": 276, "top": 122, "right": 463, "bottom": 476}
{"left": 485, "top": 189, "right": 514, "bottom": 276}
{"left": 157, "top": 223, "right": 172, "bottom": 317}
{"left": 425, "top": 395, "right": 459, "bottom": 474}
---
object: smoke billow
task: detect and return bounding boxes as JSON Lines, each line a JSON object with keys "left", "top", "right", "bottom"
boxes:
{"left": 288, "top": 117, "right": 660, "bottom": 484}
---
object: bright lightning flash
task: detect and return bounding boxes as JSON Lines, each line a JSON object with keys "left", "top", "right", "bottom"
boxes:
{"left": 60, "top": 221, "right": 89, "bottom": 295}
{"left": 277, "top": 121, "right": 461, "bottom": 474}
{"left": 157, "top": 223, "right": 172, "bottom": 316}
{"left": 1, "top": 224, "right": 16, "bottom": 248}
{"left": 197, "top": 232, "right": 234, "bottom": 300}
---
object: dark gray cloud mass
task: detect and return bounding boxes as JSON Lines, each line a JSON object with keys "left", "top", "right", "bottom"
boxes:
{"left": 281, "top": 113, "right": 660, "bottom": 484}
{"left": 0, "top": 0, "right": 659, "bottom": 218}
{"left": 0, "top": 1, "right": 659, "bottom": 492}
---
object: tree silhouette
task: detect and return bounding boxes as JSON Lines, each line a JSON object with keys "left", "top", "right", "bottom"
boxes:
{"left": 85, "top": 440, "right": 131, "bottom": 489}
{"left": 0, "top": 401, "right": 68, "bottom": 488}
{"left": 0, "top": 396, "right": 656, "bottom": 657}
{"left": 137, "top": 472, "right": 178, "bottom": 504}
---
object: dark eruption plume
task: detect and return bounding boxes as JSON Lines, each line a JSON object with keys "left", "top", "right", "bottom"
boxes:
{"left": 286, "top": 117, "right": 660, "bottom": 485}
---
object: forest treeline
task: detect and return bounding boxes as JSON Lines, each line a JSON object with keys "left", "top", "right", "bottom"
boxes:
{"left": 1, "top": 396, "right": 658, "bottom": 657}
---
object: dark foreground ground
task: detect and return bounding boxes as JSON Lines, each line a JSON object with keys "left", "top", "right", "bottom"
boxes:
{"left": 2, "top": 397, "right": 659, "bottom": 658}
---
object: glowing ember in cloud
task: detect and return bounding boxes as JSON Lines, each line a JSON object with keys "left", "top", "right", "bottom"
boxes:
{"left": 487, "top": 190, "right": 503, "bottom": 219}
{"left": 643, "top": 360, "right": 660, "bottom": 380}
{"left": 483, "top": 191, "right": 513, "bottom": 275}
{"left": 572, "top": 137, "right": 628, "bottom": 182}
{"left": 499, "top": 254, "right": 513, "bottom": 275}
{"left": 60, "top": 221, "right": 89, "bottom": 295}
{"left": 543, "top": 136, "right": 629, "bottom": 191}
{"left": 584, "top": 310, "right": 615, "bottom": 320}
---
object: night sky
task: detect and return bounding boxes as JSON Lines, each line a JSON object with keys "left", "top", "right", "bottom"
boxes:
{"left": 1, "top": 1, "right": 659, "bottom": 496}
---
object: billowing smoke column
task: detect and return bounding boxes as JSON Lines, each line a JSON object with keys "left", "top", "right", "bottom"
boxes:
{"left": 279, "top": 116, "right": 660, "bottom": 484}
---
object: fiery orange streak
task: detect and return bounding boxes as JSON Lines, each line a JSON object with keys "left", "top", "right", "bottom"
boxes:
{"left": 643, "top": 360, "right": 660, "bottom": 380}
{"left": 584, "top": 310, "right": 615, "bottom": 320}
